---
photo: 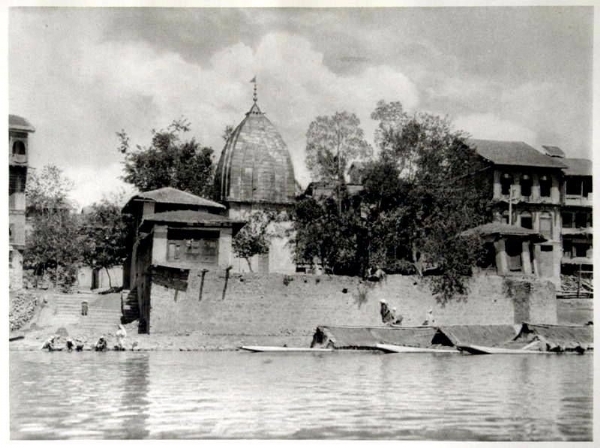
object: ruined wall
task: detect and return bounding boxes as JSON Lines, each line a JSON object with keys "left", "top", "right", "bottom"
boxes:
{"left": 147, "top": 271, "right": 557, "bottom": 336}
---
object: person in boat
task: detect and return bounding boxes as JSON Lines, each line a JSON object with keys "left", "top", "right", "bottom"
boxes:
{"left": 115, "top": 324, "right": 127, "bottom": 351}
{"left": 423, "top": 309, "right": 435, "bottom": 326}
{"left": 391, "top": 307, "right": 403, "bottom": 326}
{"left": 379, "top": 299, "right": 395, "bottom": 325}
{"left": 41, "top": 335, "right": 57, "bottom": 351}
{"left": 94, "top": 336, "right": 108, "bottom": 352}
{"left": 65, "top": 337, "right": 74, "bottom": 352}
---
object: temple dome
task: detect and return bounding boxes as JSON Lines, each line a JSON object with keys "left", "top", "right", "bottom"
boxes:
{"left": 214, "top": 102, "right": 296, "bottom": 205}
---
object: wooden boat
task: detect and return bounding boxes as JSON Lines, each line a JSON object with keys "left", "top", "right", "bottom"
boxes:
{"left": 240, "top": 346, "right": 334, "bottom": 353}
{"left": 456, "top": 344, "right": 554, "bottom": 355}
{"left": 376, "top": 343, "right": 458, "bottom": 354}
{"left": 9, "top": 333, "right": 24, "bottom": 342}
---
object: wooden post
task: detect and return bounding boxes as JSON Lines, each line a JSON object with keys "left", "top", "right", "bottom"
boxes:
{"left": 174, "top": 289, "right": 178, "bottom": 302}
{"left": 198, "top": 269, "right": 209, "bottom": 301}
{"left": 222, "top": 265, "right": 233, "bottom": 301}
{"left": 577, "top": 263, "right": 582, "bottom": 298}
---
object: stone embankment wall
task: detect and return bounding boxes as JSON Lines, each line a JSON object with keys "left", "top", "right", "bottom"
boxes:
{"left": 147, "top": 269, "right": 557, "bottom": 336}
{"left": 10, "top": 291, "right": 40, "bottom": 332}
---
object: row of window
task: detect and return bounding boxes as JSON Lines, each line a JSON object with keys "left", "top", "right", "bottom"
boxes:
{"left": 500, "top": 173, "right": 552, "bottom": 197}
{"left": 499, "top": 173, "right": 593, "bottom": 199}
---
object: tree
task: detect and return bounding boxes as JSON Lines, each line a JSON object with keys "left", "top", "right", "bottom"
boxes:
{"left": 293, "top": 193, "right": 364, "bottom": 276}
{"left": 293, "top": 101, "right": 494, "bottom": 300}
{"left": 232, "top": 211, "right": 272, "bottom": 272}
{"left": 80, "top": 196, "right": 129, "bottom": 289}
{"left": 26, "top": 164, "right": 74, "bottom": 215}
{"left": 305, "top": 112, "right": 372, "bottom": 183}
{"left": 117, "top": 118, "right": 215, "bottom": 198}
{"left": 371, "top": 102, "right": 493, "bottom": 300}
{"left": 25, "top": 165, "right": 81, "bottom": 288}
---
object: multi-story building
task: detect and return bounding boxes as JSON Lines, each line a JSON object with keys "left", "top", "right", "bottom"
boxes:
{"left": 469, "top": 139, "right": 568, "bottom": 285}
{"left": 541, "top": 147, "right": 593, "bottom": 286}
{"left": 9, "top": 114, "right": 35, "bottom": 290}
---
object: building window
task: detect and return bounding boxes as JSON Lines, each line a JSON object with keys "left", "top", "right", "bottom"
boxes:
{"left": 539, "top": 212, "right": 552, "bottom": 240}
{"left": 166, "top": 229, "right": 219, "bottom": 265}
{"left": 575, "top": 212, "right": 588, "bottom": 228}
{"left": 12, "top": 140, "right": 26, "bottom": 156}
{"left": 575, "top": 244, "right": 589, "bottom": 257}
{"left": 520, "top": 174, "right": 532, "bottom": 197}
{"left": 566, "top": 179, "right": 582, "bottom": 196}
{"left": 500, "top": 173, "right": 513, "bottom": 196}
{"left": 562, "top": 212, "right": 573, "bottom": 228}
{"left": 520, "top": 212, "right": 532, "bottom": 229}
{"left": 539, "top": 175, "right": 551, "bottom": 197}
{"left": 9, "top": 250, "right": 13, "bottom": 268}
{"left": 583, "top": 177, "right": 592, "bottom": 197}
{"left": 563, "top": 240, "right": 573, "bottom": 258}
{"left": 9, "top": 225, "right": 14, "bottom": 243}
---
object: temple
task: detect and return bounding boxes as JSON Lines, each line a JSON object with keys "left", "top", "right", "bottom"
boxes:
{"left": 214, "top": 80, "right": 297, "bottom": 273}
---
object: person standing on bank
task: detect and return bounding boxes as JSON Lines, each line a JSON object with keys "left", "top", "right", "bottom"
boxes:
{"left": 115, "top": 324, "right": 127, "bottom": 351}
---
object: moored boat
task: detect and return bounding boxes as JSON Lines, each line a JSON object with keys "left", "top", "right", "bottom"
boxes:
{"left": 240, "top": 346, "right": 334, "bottom": 353}
{"left": 376, "top": 343, "right": 458, "bottom": 354}
{"left": 456, "top": 344, "right": 555, "bottom": 355}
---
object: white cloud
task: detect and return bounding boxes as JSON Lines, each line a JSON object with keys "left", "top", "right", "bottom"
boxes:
{"left": 12, "top": 22, "right": 421, "bottom": 203}
{"left": 454, "top": 113, "right": 538, "bottom": 146}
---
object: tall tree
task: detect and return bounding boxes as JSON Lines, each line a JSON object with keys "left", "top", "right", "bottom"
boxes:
{"left": 305, "top": 111, "right": 372, "bottom": 183}
{"left": 26, "top": 164, "right": 74, "bottom": 215}
{"left": 80, "top": 196, "right": 129, "bottom": 288}
{"left": 117, "top": 118, "right": 215, "bottom": 198}
{"left": 25, "top": 165, "right": 81, "bottom": 288}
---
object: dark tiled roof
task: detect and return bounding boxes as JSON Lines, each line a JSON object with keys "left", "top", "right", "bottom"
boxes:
{"left": 562, "top": 158, "right": 592, "bottom": 176}
{"left": 9, "top": 114, "right": 35, "bottom": 132}
{"left": 129, "top": 187, "right": 225, "bottom": 209}
{"left": 214, "top": 101, "right": 296, "bottom": 204}
{"left": 542, "top": 145, "right": 566, "bottom": 158}
{"left": 468, "top": 139, "right": 567, "bottom": 169}
{"left": 461, "top": 222, "right": 546, "bottom": 241}
{"left": 142, "top": 210, "right": 242, "bottom": 226}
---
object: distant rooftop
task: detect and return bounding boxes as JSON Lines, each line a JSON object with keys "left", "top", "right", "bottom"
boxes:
{"left": 561, "top": 158, "right": 593, "bottom": 177}
{"left": 9, "top": 114, "right": 35, "bottom": 132}
{"left": 541, "top": 145, "right": 566, "bottom": 158}
{"left": 126, "top": 187, "right": 225, "bottom": 210}
{"left": 468, "top": 139, "right": 567, "bottom": 169}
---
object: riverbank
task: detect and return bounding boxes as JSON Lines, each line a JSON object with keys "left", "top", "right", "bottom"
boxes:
{"left": 9, "top": 283, "right": 592, "bottom": 352}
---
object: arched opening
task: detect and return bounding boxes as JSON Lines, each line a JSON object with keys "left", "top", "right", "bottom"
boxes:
{"left": 12, "top": 140, "right": 26, "bottom": 156}
{"left": 520, "top": 173, "right": 532, "bottom": 197}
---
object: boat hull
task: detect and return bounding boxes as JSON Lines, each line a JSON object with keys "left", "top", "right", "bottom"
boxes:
{"left": 457, "top": 344, "right": 555, "bottom": 355}
{"left": 240, "top": 346, "right": 334, "bottom": 353}
{"left": 376, "top": 343, "right": 458, "bottom": 354}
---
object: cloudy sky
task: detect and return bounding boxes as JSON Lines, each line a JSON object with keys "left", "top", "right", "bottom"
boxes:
{"left": 9, "top": 6, "right": 593, "bottom": 208}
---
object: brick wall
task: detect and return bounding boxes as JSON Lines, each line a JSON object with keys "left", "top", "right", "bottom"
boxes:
{"left": 147, "top": 270, "right": 557, "bottom": 336}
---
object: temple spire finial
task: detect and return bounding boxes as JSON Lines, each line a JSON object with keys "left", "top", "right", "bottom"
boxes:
{"left": 250, "top": 76, "right": 257, "bottom": 103}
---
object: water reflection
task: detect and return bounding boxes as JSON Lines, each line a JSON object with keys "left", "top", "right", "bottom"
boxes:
{"left": 10, "top": 351, "right": 592, "bottom": 440}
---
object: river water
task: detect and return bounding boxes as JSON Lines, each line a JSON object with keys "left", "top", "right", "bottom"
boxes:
{"left": 10, "top": 350, "right": 592, "bottom": 440}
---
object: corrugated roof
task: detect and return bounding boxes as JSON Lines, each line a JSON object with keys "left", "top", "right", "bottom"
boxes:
{"left": 9, "top": 114, "right": 35, "bottom": 132}
{"left": 214, "top": 101, "right": 296, "bottom": 204}
{"left": 129, "top": 187, "right": 225, "bottom": 209}
{"left": 541, "top": 145, "right": 566, "bottom": 158}
{"left": 562, "top": 158, "right": 592, "bottom": 176}
{"left": 142, "top": 210, "right": 241, "bottom": 226}
{"left": 518, "top": 323, "right": 593, "bottom": 350}
{"left": 461, "top": 222, "right": 547, "bottom": 241}
{"left": 468, "top": 139, "right": 567, "bottom": 169}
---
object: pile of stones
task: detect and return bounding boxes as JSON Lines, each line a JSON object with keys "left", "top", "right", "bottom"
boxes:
{"left": 10, "top": 291, "right": 40, "bottom": 332}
